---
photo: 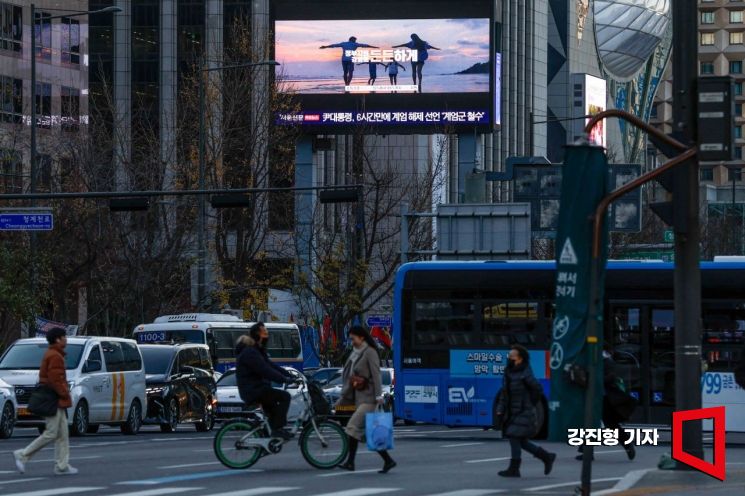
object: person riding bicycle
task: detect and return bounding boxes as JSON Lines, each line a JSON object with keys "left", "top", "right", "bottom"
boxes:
{"left": 235, "top": 322, "right": 295, "bottom": 440}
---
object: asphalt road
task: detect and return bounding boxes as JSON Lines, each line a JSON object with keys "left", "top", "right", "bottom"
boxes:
{"left": 0, "top": 424, "right": 743, "bottom": 496}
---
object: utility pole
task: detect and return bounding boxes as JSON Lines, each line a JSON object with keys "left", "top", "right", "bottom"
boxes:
{"left": 672, "top": 0, "right": 704, "bottom": 462}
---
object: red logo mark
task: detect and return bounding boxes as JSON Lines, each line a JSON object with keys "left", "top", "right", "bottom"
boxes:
{"left": 672, "top": 406, "right": 726, "bottom": 481}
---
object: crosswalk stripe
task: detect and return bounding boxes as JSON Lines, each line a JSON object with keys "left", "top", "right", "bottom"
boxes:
{"left": 2, "top": 487, "right": 105, "bottom": 496}
{"left": 116, "top": 469, "right": 263, "bottom": 485}
{"left": 208, "top": 488, "right": 301, "bottom": 496}
{"left": 107, "top": 488, "right": 203, "bottom": 496}
{"left": 317, "top": 469, "right": 380, "bottom": 477}
{"left": 464, "top": 457, "right": 511, "bottom": 464}
{"left": 157, "top": 461, "right": 222, "bottom": 469}
{"left": 0, "top": 478, "right": 46, "bottom": 485}
{"left": 440, "top": 442, "right": 485, "bottom": 448}
{"left": 308, "top": 489, "right": 400, "bottom": 496}
{"left": 423, "top": 491, "right": 507, "bottom": 496}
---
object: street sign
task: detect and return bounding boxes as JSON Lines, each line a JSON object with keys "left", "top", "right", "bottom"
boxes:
{"left": 0, "top": 212, "right": 53, "bottom": 231}
{"left": 366, "top": 315, "right": 392, "bottom": 328}
{"left": 664, "top": 230, "right": 674, "bottom": 243}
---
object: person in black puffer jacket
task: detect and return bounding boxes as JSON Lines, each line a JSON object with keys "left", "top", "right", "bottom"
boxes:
{"left": 496, "top": 344, "right": 556, "bottom": 478}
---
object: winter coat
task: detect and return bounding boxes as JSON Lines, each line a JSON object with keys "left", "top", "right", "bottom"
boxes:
{"left": 337, "top": 344, "right": 383, "bottom": 408}
{"left": 235, "top": 335, "right": 292, "bottom": 405}
{"left": 39, "top": 344, "right": 72, "bottom": 408}
{"left": 497, "top": 362, "right": 542, "bottom": 439}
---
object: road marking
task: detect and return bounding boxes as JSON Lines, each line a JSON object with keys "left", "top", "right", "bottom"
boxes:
{"left": 523, "top": 477, "right": 621, "bottom": 492}
{"left": 30, "top": 455, "right": 102, "bottom": 463}
{"left": 157, "top": 461, "right": 222, "bottom": 469}
{"left": 318, "top": 469, "right": 380, "bottom": 477}
{"left": 2, "top": 488, "right": 105, "bottom": 496}
{"left": 464, "top": 457, "right": 511, "bottom": 464}
{"left": 594, "top": 450, "right": 626, "bottom": 455}
{"left": 423, "top": 490, "right": 506, "bottom": 496}
{"left": 592, "top": 469, "right": 654, "bottom": 496}
{"left": 440, "top": 442, "right": 485, "bottom": 448}
{"left": 191, "top": 449, "right": 214, "bottom": 453}
{"left": 107, "top": 489, "right": 202, "bottom": 496}
{"left": 209, "top": 488, "right": 301, "bottom": 496}
{"left": 308, "top": 489, "right": 399, "bottom": 496}
{"left": 0, "top": 477, "right": 46, "bottom": 484}
{"left": 116, "top": 469, "right": 262, "bottom": 485}
{"left": 150, "top": 437, "right": 213, "bottom": 442}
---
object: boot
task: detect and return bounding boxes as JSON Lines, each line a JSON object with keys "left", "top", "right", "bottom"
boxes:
{"left": 624, "top": 443, "right": 636, "bottom": 461}
{"left": 339, "top": 437, "right": 358, "bottom": 471}
{"left": 378, "top": 450, "right": 397, "bottom": 474}
{"left": 535, "top": 447, "right": 556, "bottom": 475}
{"left": 498, "top": 458, "right": 521, "bottom": 477}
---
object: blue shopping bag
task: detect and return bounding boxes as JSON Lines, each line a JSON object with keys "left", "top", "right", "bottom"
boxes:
{"left": 365, "top": 407, "right": 394, "bottom": 451}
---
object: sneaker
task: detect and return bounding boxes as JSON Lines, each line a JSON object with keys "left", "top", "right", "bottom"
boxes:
{"left": 54, "top": 465, "right": 79, "bottom": 476}
{"left": 12, "top": 450, "right": 25, "bottom": 474}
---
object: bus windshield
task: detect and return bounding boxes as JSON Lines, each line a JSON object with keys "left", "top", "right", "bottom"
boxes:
{"left": 134, "top": 329, "right": 206, "bottom": 345}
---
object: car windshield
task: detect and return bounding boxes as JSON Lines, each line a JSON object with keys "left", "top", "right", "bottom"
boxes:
{"left": 141, "top": 347, "right": 174, "bottom": 375}
{"left": 0, "top": 343, "right": 84, "bottom": 370}
{"left": 217, "top": 370, "right": 236, "bottom": 387}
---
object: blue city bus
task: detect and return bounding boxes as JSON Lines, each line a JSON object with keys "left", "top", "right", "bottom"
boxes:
{"left": 133, "top": 314, "right": 303, "bottom": 373}
{"left": 393, "top": 260, "right": 745, "bottom": 433}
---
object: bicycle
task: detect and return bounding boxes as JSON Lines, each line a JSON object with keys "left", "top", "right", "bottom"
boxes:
{"left": 213, "top": 375, "right": 348, "bottom": 470}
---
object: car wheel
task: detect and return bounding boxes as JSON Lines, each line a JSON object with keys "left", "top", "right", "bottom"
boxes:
{"left": 0, "top": 401, "right": 15, "bottom": 439}
{"left": 86, "top": 425, "right": 100, "bottom": 434}
{"left": 160, "top": 398, "right": 178, "bottom": 433}
{"left": 70, "top": 401, "right": 89, "bottom": 436}
{"left": 195, "top": 402, "right": 215, "bottom": 432}
{"left": 121, "top": 400, "right": 142, "bottom": 435}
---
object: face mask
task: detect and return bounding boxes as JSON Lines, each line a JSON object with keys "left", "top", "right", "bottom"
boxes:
{"left": 260, "top": 337, "right": 269, "bottom": 347}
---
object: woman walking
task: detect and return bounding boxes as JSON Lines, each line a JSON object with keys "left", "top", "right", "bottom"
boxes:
{"left": 496, "top": 345, "right": 555, "bottom": 477}
{"left": 336, "top": 326, "right": 396, "bottom": 473}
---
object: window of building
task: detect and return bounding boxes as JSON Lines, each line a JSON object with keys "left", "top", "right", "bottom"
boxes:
{"left": 34, "top": 12, "right": 52, "bottom": 61}
{"left": 737, "top": 147, "right": 744, "bottom": 160}
{"left": 737, "top": 82, "right": 743, "bottom": 95}
{"left": 700, "top": 168, "right": 714, "bottom": 181}
{"left": 0, "top": 3, "right": 22, "bottom": 52}
{"left": 60, "top": 17, "right": 80, "bottom": 64}
{"left": 701, "top": 62, "right": 715, "bottom": 74}
{"left": 732, "top": 32, "right": 745, "bottom": 45}
{"left": 736, "top": 125, "right": 743, "bottom": 139}
{"left": 1, "top": 75, "right": 21, "bottom": 123}
{"left": 35, "top": 83, "right": 51, "bottom": 128}
{"left": 702, "top": 11, "right": 715, "bottom": 24}
{"left": 61, "top": 87, "right": 80, "bottom": 131}
{"left": 701, "top": 32, "right": 716, "bottom": 46}
{"left": 733, "top": 11, "right": 744, "bottom": 24}
{"left": 731, "top": 60, "right": 743, "bottom": 73}
{"left": 0, "top": 149, "right": 22, "bottom": 193}
{"left": 738, "top": 104, "right": 743, "bottom": 117}
{"left": 730, "top": 167, "right": 743, "bottom": 182}
{"left": 37, "top": 154, "right": 52, "bottom": 192}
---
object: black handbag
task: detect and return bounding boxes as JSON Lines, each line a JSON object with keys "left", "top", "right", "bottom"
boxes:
{"left": 28, "top": 384, "right": 59, "bottom": 417}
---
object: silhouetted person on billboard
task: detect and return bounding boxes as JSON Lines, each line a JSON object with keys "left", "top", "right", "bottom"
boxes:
{"left": 357, "top": 61, "right": 386, "bottom": 85}
{"left": 393, "top": 33, "right": 440, "bottom": 92}
{"left": 386, "top": 61, "right": 406, "bottom": 86}
{"left": 320, "top": 37, "right": 379, "bottom": 86}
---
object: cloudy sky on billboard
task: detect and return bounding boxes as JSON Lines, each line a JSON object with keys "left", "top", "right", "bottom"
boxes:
{"left": 276, "top": 18, "right": 490, "bottom": 93}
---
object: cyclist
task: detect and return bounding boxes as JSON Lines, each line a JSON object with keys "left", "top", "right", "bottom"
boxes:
{"left": 235, "top": 322, "right": 294, "bottom": 440}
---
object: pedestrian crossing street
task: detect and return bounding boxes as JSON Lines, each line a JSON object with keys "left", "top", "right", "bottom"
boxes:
{"left": 0, "top": 486, "right": 510, "bottom": 496}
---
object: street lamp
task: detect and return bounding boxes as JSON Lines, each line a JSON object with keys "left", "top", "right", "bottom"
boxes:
{"left": 28, "top": 3, "right": 122, "bottom": 303}
{"left": 196, "top": 59, "right": 280, "bottom": 310}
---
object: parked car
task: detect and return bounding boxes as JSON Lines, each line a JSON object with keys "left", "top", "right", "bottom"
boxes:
{"left": 304, "top": 367, "right": 341, "bottom": 387}
{"left": 0, "top": 378, "right": 18, "bottom": 439}
{"left": 139, "top": 344, "right": 216, "bottom": 432}
{"left": 214, "top": 367, "right": 306, "bottom": 421}
{"left": 324, "top": 367, "right": 395, "bottom": 423}
{"left": 0, "top": 337, "right": 147, "bottom": 436}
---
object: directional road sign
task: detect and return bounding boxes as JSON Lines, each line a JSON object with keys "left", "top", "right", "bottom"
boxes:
{"left": 366, "top": 315, "right": 392, "bottom": 327}
{"left": 0, "top": 212, "right": 53, "bottom": 231}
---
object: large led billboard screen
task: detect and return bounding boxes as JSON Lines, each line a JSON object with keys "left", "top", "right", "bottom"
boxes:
{"left": 273, "top": 0, "right": 495, "bottom": 133}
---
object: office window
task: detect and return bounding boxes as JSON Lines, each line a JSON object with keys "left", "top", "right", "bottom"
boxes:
{"left": 737, "top": 82, "right": 743, "bottom": 95}
{"left": 701, "top": 62, "right": 715, "bottom": 74}
{"left": 0, "top": 3, "right": 22, "bottom": 52}
{"left": 730, "top": 167, "right": 743, "bottom": 182}
{"left": 1, "top": 75, "right": 21, "bottom": 123}
{"left": 738, "top": 104, "right": 743, "bottom": 117}
{"left": 700, "top": 168, "right": 714, "bottom": 182}
{"left": 34, "top": 12, "right": 52, "bottom": 61}
{"left": 35, "top": 83, "right": 51, "bottom": 128}
{"left": 0, "top": 149, "right": 22, "bottom": 193}
{"left": 37, "top": 154, "right": 52, "bottom": 192}
{"left": 702, "top": 12, "right": 715, "bottom": 24}
{"left": 61, "top": 87, "right": 80, "bottom": 131}
{"left": 61, "top": 18, "right": 80, "bottom": 64}
{"left": 731, "top": 60, "right": 743, "bottom": 74}
{"left": 737, "top": 147, "right": 744, "bottom": 160}
{"left": 732, "top": 32, "right": 744, "bottom": 45}
{"left": 701, "top": 33, "right": 715, "bottom": 46}
{"left": 737, "top": 126, "right": 743, "bottom": 139}
{"left": 733, "top": 11, "right": 744, "bottom": 24}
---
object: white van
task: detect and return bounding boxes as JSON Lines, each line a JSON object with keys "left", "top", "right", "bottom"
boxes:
{"left": 0, "top": 337, "right": 147, "bottom": 436}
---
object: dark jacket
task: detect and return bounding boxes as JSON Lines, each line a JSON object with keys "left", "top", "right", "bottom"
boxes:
{"left": 602, "top": 352, "right": 637, "bottom": 424}
{"left": 39, "top": 344, "right": 72, "bottom": 409}
{"left": 235, "top": 336, "right": 291, "bottom": 404}
{"left": 497, "top": 362, "right": 542, "bottom": 439}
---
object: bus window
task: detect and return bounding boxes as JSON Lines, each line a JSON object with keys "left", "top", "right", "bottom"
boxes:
{"left": 481, "top": 302, "right": 540, "bottom": 347}
{"left": 703, "top": 301, "right": 745, "bottom": 372}
{"left": 413, "top": 301, "right": 475, "bottom": 349}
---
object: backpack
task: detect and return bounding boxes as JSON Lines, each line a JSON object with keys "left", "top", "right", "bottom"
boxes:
{"left": 307, "top": 380, "right": 331, "bottom": 415}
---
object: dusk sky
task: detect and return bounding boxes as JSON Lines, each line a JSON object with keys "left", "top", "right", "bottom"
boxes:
{"left": 275, "top": 18, "right": 490, "bottom": 78}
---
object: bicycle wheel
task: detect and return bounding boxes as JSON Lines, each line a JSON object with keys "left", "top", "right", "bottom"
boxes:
{"left": 300, "top": 419, "right": 348, "bottom": 469}
{"left": 213, "top": 420, "right": 263, "bottom": 469}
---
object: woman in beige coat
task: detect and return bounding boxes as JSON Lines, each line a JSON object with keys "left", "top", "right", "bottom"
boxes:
{"left": 336, "top": 326, "right": 396, "bottom": 473}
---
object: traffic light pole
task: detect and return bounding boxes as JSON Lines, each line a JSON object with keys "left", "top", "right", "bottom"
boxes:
{"left": 672, "top": 0, "right": 704, "bottom": 463}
